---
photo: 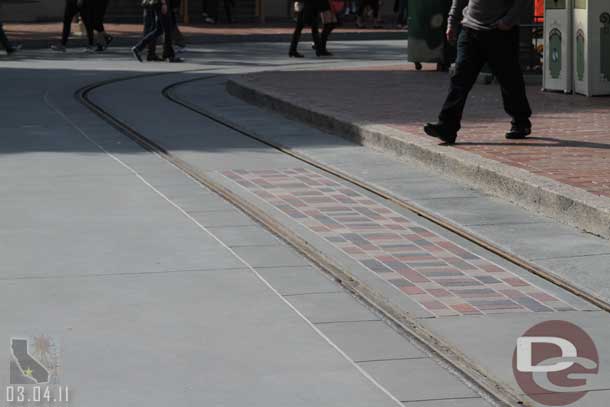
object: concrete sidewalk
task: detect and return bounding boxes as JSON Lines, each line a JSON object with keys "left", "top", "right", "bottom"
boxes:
{"left": 226, "top": 64, "right": 610, "bottom": 239}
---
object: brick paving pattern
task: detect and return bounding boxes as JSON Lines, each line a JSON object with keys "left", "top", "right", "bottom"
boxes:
{"left": 222, "top": 168, "right": 576, "bottom": 317}
{"left": 237, "top": 66, "right": 610, "bottom": 198}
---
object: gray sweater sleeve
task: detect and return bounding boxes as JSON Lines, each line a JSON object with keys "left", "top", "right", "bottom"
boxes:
{"left": 448, "top": 0, "right": 468, "bottom": 29}
{"left": 499, "top": 0, "right": 529, "bottom": 27}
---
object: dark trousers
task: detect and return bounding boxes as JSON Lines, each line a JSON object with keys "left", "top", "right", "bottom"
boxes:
{"left": 0, "top": 21, "right": 12, "bottom": 51}
{"left": 90, "top": 0, "right": 109, "bottom": 32}
{"left": 61, "top": 0, "right": 93, "bottom": 46}
{"left": 319, "top": 23, "right": 335, "bottom": 51}
{"left": 290, "top": 11, "right": 322, "bottom": 52}
{"left": 439, "top": 27, "right": 532, "bottom": 131}
{"left": 201, "top": 0, "right": 218, "bottom": 19}
{"left": 135, "top": 6, "right": 174, "bottom": 59}
{"left": 142, "top": 6, "right": 157, "bottom": 56}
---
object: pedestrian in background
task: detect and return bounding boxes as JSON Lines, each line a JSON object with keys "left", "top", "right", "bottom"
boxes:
{"left": 289, "top": 0, "right": 320, "bottom": 58}
{"left": 201, "top": 0, "right": 217, "bottom": 23}
{"left": 394, "top": 0, "right": 408, "bottom": 29}
{"left": 317, "top": 0, "right": 338, "bottom": 55}
{"left": 132, "top": 0, "right": 182, "bottom": 62}
{"left": 0, "top": 18, "right": 19, "bottom": 55}
{"left": 356, "top": 0, "right": 381, "bottom": 29}
{"left": 424, "top": 0, "right": 532, "bottom": 144}
{"left": 51, "top": 0, "right": 94, "bottom": 51}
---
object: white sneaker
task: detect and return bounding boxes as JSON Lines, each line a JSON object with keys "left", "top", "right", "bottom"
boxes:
{"left": 204, "top": 17, "right": 216, "bottom": 24}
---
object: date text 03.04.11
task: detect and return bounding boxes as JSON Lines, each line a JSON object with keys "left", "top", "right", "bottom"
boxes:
{"left": 5, "top": 385, "right": 70, "bottom": 405}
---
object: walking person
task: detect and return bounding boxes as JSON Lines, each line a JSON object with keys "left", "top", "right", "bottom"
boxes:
{"left": 132, "top": 0, "right": 182, "bottom": 63}
{"left": 424, "top": 0, "right": 532, "bottom": 144}
{"left": 288, "top": 0, "right": 330, "bottom": 58}
{"left": 51, "top": 0, "right": 94, "bottom": 51}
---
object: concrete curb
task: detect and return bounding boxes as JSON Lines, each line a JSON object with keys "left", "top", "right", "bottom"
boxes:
{"left": 226, "top": 76, "right": 610, "bottom": 240}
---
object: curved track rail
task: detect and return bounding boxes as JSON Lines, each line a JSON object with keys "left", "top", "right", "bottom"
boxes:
{"left": 163, "top": 75, "right": 610, "bottom": 315}
{"left": 76, "top": 69, "right": 610, "bottom": 407}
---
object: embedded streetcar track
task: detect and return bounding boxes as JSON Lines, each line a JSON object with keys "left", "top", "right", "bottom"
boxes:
{"left": 76, "top": 69, "right": 609, "bottom": 407}
{"left": 162, "top": 76, "right": 610, "bottom": 316}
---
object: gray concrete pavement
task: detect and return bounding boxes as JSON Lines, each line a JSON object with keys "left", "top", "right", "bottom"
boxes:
{"left": 2, "top": 39, "right": 609, "bottom": 407}
{"left": 0, "top": 43, "right": 498, "bottom": 407}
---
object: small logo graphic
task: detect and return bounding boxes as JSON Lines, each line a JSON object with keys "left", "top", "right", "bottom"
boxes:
{"left": 10, "top": 335, "right": 61, "bottom": 385}
{"left": 513, "top": 320, "right": 599, "bottom": 406}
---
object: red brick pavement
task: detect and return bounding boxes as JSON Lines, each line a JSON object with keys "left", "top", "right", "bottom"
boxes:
{"left": 237, "top": 65, "right": 610, "bottom": 198}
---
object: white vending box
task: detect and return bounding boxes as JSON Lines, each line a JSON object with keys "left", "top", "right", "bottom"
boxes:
{"left": 544, "top": 0, "right": 573, "bottom": 93}
{"left": 573, "top": 0, "right": 610, "bottom": 95}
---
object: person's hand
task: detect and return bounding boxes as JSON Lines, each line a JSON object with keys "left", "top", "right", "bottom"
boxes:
{"left": 497, "top": 20, "right": 513, "bottom": 31}
{"left": 446, "top": 26, "right": 458, "bottom": 43}
{"left": 161, "top": 3, "right": 168, "bottom": 14}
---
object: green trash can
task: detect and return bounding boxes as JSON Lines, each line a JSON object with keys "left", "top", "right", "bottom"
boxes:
{"left": 407, "top": 0, "right": 454, "bottom": 70}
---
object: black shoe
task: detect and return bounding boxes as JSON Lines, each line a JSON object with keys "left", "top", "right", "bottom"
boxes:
{"left": 505, "top": 124, "right": 531, "bottom": 140}
{"left": 147, "top": 54, "right": 163, "bottom": 61}
{"left": 131, "top": 47, "right": 143, "bottom": 62}
{"left": 289, "top": 50, "right": 304, "bottom": 58}
{"left": 316, "top": 49, "right": 332, "bottom": 57}
{"left": 165, "top": 56, "right": 184, "bottom": 63}
{"left": 423, "top": 122, "right": 458, "bottom": 145}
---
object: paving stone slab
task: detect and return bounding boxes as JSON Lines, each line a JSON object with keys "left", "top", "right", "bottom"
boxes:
{"left": 255, "top": 266, "right": 343, "bottom": 296}
{"left": 358, "top": 358, "right": 479, "bottom": 402}
{"left": 207, "top": 225, "right": 284, "bottom": 247}
{"left": 468, "top": 222, "right": 610, "bottom": 260}
{"left": 317, "top": 320, "right": 426, "bottom": 362}
{"left": 231, "top": 245, "right": 313, "bottom": 268}
{"left": 289, "top": 292, "right": 380, "bottom": 324}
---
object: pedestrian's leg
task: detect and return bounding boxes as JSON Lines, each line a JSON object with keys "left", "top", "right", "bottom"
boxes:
{"left": 289, "top": 11, "right": 305, "bottom": 55}
{"left": 135, "top": 8, "right": 163, "bottom": 52}
{"left": 80, "top": 0, "right": 95, "bottom": 46}
{"left": 320, "top": 23, "right": 335, "bottom": 52}
{"left": 311, "top": 19, "right": 324, "bottom": 54}
{"left": 0, "top": 21, "right": 13, "bottom": 51}
{"left": 486, "top": 28, "right": 532, "bottom": 129}
{"left": 61, "top": 0, "right": 78, "bottom": 46}
{"left": 438, "top": 28, "right": 486, "bottom": 132}
{"left": 160, "top": 9, "right": 175, "bottom": 60}
{"left": 171, "top": 9, "right": 186, "bottom": 47}
{"left": 143, "top": 7, "right": 159, "bottom": 59}
{"left": 224, "top": 0, "right": 233, "bottom": 24}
